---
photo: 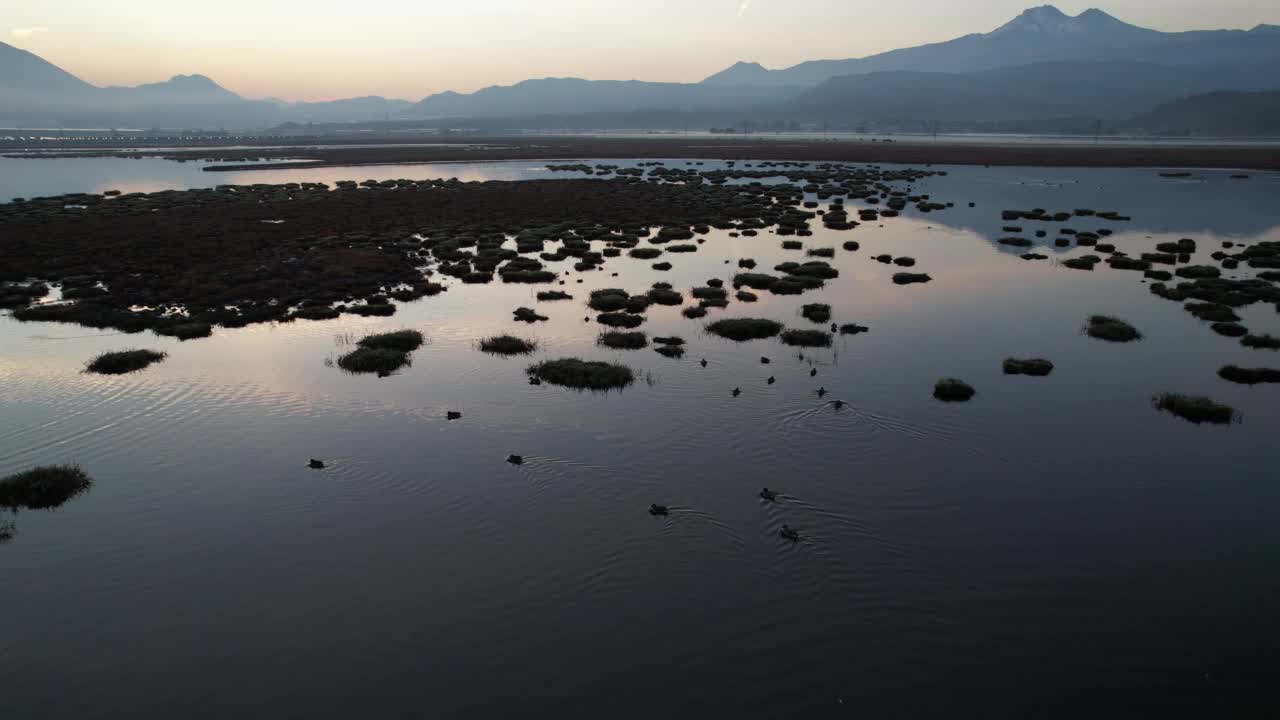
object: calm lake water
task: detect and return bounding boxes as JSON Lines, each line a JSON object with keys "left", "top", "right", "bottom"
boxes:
{"left": 3, "top": 157, "right": 1280, "bottom": 718}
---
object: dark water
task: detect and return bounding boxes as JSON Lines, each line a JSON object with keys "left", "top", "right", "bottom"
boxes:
{"left": 3, "top": 159, "right": 1280, "bottom": 718}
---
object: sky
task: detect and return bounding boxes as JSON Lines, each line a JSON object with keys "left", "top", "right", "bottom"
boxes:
{"left": 7, "top": 1, "right": 1278, "bottom": 101}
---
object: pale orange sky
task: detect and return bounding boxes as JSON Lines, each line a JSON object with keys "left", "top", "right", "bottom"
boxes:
{"left": 8, "top": 1, "right": 1278, "bottom": 101}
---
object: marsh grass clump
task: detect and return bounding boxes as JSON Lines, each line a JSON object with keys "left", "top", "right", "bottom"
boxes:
{"left": 934, "top": 378, "right": 976, "bottom": 402}
{"left": 1154, "top": 393, "right": 1237, "bottom": 424}
{"left": 1086, "top": 315, "right": 1141, "bottom": 342}
{"left": 839, "top": 324, "right": 869, "bottom": 335}
{"left": 514, "top": 307, "right": 549, "bottom": 323}
{"left": 682, "top": 306, "right": 708, "bottom": 319}
{"left": 892, "top": 273, "right": 932, "bottom": 285}
{"left": 0, "top": 465, "right": 92, "bottom": 510}
{"left": 598, "top": 331, "right": 648, "bottom": 349}
{"left": 597, "top": 312, "right": 644, "bottom": 328}
{"left": 1003, "top": 358, "right": 1054, "bottom": 376}
{"left": 537, "top": 290, "right": 572, "bottom": 301}
{"left": 337, "top": 347, "right": 410, "bottom": 375}
{"left": 1242, "top": 334, "right": 1280, "bottom": 350}
{"left": 479, "top": 335, "right": 537, "bottom": 355}
{"left": 527, "top": 358, "right": 634, "bottom": 390}
{"left": 780, "top": 329, "right": 832, "bottom": 347}
{"left": 802, "top": 304, "right": 831, "bottom": 323}
{"left": 588, "top": 289, "right": 630, "bottom": 312}
{"left": 655, "top": 345, "right": 685, "bottom": 358}
{"left": 706, "top": 318, "right": 784, "bottom": 341}
{"left": 85, "top": 349, "right": 167, "bottom": 375}
{"left": 691, "top": 286, "right": 728, "bottom": 301}
{"left": 1218, "top": 365, "right": 1280, "bottom": 385}
{"left": 358, "top": 330, "right": 424, "bottom": 353}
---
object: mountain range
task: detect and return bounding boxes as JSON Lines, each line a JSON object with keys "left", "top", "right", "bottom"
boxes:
{"left": 3, "top": 6, "right": 1279, "bottom": 134}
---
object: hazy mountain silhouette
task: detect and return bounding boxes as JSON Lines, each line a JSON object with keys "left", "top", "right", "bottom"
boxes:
{"left": 407, "top": 77, "right": 801, "bottom": 118}
{"left": 3, "top": 6, "right": 1278, "bottom": 132}
{"left": 793, "top": 59, "right": 1280, "bottom": 125}
{"left": 1132, "top": 91, "right": 1280, "bottom": 135}
{"left": 703, "top": 6, "right": 1280, "bottom": 86}
{"left": 0, "top": 41, "right": 97, "bottom": 99}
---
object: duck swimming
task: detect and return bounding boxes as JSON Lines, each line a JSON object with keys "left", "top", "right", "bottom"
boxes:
{"left": 780, "top": 524, "right": 801, "bottom": 541}
{"left": 767, "top": 376, "right": 775, "bottom": 385}
{"left": 447, "top": 411, "right": 462, "bottom": 420}
{"left": 700, "top": 358, "right": 708, "bottom": 368}
{"left": 649, "top": 504, "right": 670, "bottom": 516}
{"left": 761, "top": 357, "right": 771, "bottom": 364}
{"left": 506, "top": 454, "right": 524, "bottom": 465}
{"left": 810, "top": 368, "right": 818, "bottom": 377}
{"left": 308, "top": 459, "right": 325, "bottom": 470}
{"left": 760, "top": 488, "right": 778, "bottom": 501}
{"left": 732, "top": 387, "right": 741, "bottom": 397}
{"left": 817, "top": 387, "right": 827, "bottom": 398}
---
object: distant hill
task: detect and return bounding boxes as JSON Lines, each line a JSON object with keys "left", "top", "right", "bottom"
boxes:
{"left": 407, "top": 77, "right": 802, "bottom": 118}
{"left": 703, "top": 6, "right": 1280, "bottom": 87}
{"left": 0, "top": 40, "right": 98, "bottom": 99}
{"left": 792, "top": 59, "right": 1280, "bottom": 127}
{"left": 1130, "top": 91, "right": 1280, "bottom": 135}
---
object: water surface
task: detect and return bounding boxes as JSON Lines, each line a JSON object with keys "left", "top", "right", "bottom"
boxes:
{"left": 3, "top": 159, "right": 1280, "bottom": 718}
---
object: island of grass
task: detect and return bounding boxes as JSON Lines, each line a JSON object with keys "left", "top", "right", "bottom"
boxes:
{"left": 479, "top": 335, "right": 537, "bottom": 355}
{"left": 0, "top": 464, "right": 93, "bottom": 510}
{"left": 1153, "top": 393, "right": 1236, "bottom": 424}
{"left": 598, "top": 331, "right": 648, "bottom": 349}
{"left": 934, "top": 378, "right": 976, "bottom": 402}
{"left": 706, "top": 318, "right": 784, "bottom": 341}
{"left": 1003, "top": 358, "right": 1054, "bottom": 376}
{"left": 357, "top": 329, "right": 425, "bottom": 352}
{"left": 780, "top": 329, "right": 833, "bottom": 347}
{"left": 338, "top": 347, "right": 411, "bottom": 375}
{"left": 1086, "top": 315, "right": 1142, "bottom": 342}
{"left": 527, "top": 358, "right": 634, "bottom": 390}
{"left": 85, "top": 349, "right": 167, "bottom": 375}
{"left": 802, "top": 304, "right": 831, "bottom": 323}
{"left": 1218, "top": 365, "right": 1280, "bottom": 385}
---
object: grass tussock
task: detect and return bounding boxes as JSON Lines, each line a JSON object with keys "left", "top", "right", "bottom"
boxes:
{"left": 479, "top": 335, "right": 537, "bottom": 355}
{"left": 706, "top": 318, "right": 784, "bottom": 341}
{"left": 598, "top": 331, "right": 648, "bottom": 350}
{"left": 0, "top": 464, "right": 92, "bottom": 510}
{"left": 86, "top": 349, "right": 167, "bottom": 375}
{"left": 934, "top": 378, "right": 976, "bottom": 402}
{"left": 337, "top": 347, "right": 411, "bottom": 375}
{"left": 1003, "top": 358, "right": 1054, "bottom": 376}
{"left": 1086, "top": 315, "right": 1142, "bottom": 343}
{"left": 780, "top": 329, "right": 832, "bottom": 347}
{"left": 1154, "top": 393, "right": 1236, "bottom": 425}
{"left": 1218, "top": 365, "right": 1280, "bottom": 385}
{"left": 358, "top": 330, "right": 425, "bottom": 353}
{"left": 527, "top": 358, "right": 634, "bottom": 390}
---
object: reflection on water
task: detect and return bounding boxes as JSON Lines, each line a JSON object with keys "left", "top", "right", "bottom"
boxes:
{"left": 2, "top": 159, "right": 1280, "bottom": 717}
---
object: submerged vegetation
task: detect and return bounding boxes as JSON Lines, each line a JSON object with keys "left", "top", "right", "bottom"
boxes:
{"left": 0, "top": 465, "right": 93, "bottom": 510}
{"left": 527, "top": 358, "right": 634, "bottom": 390}
{"left": 85, "top": 349, "right": 167, "bottom": 375}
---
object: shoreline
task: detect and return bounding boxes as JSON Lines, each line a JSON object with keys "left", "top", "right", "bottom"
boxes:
{"left": 5, "top": 136, "right": 1280, "bottom": 171}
